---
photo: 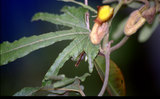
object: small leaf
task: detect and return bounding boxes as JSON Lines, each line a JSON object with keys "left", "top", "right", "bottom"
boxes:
{"left": 58, "top": 79, "right": 85, "bottom": 95}
{"left": 138, "top": 15, "right": 159, "bottom": 43}
{"left": 13, "top": 87, "right": 41, "bottom": 96}
{"left": 42, "top": 85, "right": 67, "bottom": 95}
{"left": 53, "top": 73, "right": 90, "bottom": 88}
{"left": 94, "top": 55, "right": 126, "bottom": 96}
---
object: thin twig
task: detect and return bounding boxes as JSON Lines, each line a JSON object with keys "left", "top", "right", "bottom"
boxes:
{"left": 110, "top": 36, "right": 129, "bottom": 53}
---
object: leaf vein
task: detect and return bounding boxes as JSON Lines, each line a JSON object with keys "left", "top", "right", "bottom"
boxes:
{"left": 1, "top": 32, "right": 89, "bottom": 55}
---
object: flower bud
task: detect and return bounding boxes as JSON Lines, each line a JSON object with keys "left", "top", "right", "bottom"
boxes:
{"left": 90, "top": 5, "right": 113, "bottom": 45}
{"left": 124, "top": 10, "right": 146, "bottom": 36}
{"left": 142, "top": 6, "right": 156, "bottom": 24}
{"left": 95, "top": 5, "right": 114, "bottom": 24}
{"left": 90, "top": 23, "right": 108, "bottom": 45}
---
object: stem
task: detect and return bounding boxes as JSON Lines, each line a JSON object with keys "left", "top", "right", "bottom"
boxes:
{"left": 110, "top": 36, "right": 129, "bottom": 53}
{"left": 79, "top": 90, "right": 86, "bottom": 96}
{"left": 84, "top": 0, "right": 88, "bottom": 5}
{"left": 98, "top": 41, "right": 112, "bottom": 96}
{"left": 98, "top": 1, "right": 124, "bottom": 96}
{"left": 84, "top": 0, "right": 90, "bottom": 31}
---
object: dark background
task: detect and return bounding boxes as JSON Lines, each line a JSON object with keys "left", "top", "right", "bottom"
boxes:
{"left": 0, "top": 0, "right": 160, "bottom": 96}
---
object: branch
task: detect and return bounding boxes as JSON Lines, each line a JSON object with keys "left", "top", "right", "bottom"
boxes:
{"left": 110, "top": 36, "right": 129, "bottom": 53}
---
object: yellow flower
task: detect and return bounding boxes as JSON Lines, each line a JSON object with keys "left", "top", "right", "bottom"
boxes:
{"left": 90, "top": 5, "right": 113, "bottom": 45}
{"left": 95, "top": 5, "right": 114, "bottom": 24}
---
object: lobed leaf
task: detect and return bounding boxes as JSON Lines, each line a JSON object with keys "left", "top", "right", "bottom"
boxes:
{"left": 42, "top": 6, "right": 99, "bottom": 82}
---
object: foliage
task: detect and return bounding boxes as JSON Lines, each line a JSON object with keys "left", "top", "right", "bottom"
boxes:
{"left": 0, "top": 0, "right": 159, "bottom": 96}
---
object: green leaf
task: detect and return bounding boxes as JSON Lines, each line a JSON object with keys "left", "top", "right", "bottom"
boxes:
{"left": 127, "top": 1, "right": 142, "bottom": 9}
{"left": 43, "top": 36, "right": 98, "bottom": 81}
{"left": 138, "top": 15, "right": 159, "bottom": 43}
{"left": 111, "top": 17, "right": 128, "bottom": 40}
{"left": 0, "top": 6, "right": 99, "bottom": 68}
{"left": 58, "top": 79, "right": 85, "bottom": 96}
{"left": 13, "top": 87, "right": 41, "bottom": 96}
{"left": 46, "top": 79, "right": 84, "bottom": 96}
{"left": 40, "top": 6, "right": 99, "bottom": 82}
{"left": 41, "top": 85, "right": 67, "bottom": 95}
{"left": 1, "top": 6, "right": 99, "bottom": 89}
{"left": 60, "top": 0, "right": 97, "bottom": 14}
{"left": 32, "top": 6, "right": 88, "bottom": 30}
{"left": 44, "top": 36, "right": 86, "bottom": 78}
{"left": 53, "top": 73, "right": 90, "bottom": 88}
{"left": 102, "top": 0, "right": 118, "bottom": 4}
{"left": 94, "top": 55, "right": 126, "bottom": 96}
{"left": 0, "top": 30, "right": 88, "bottom": 66}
